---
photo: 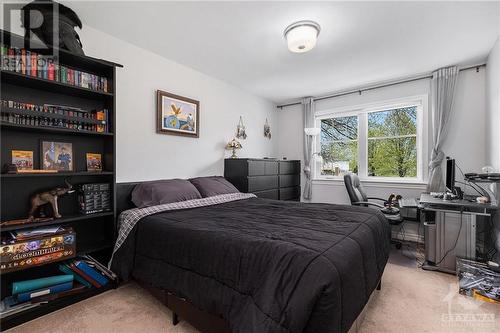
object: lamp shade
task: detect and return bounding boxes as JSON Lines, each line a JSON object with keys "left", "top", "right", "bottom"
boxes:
{"left": 284, "top": 21, "right": 321, "bottom": 53}
{"left": 304, "top": 127, "right": 321, "bottom": 136}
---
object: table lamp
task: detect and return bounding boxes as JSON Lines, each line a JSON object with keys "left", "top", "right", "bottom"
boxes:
{"left": 226, "top": 138, "right": 242, "bottom": 158}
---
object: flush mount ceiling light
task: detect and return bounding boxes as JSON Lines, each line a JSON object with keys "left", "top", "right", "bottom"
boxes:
{"left": 284, "top": 20, "right": 321, "bottom": 53}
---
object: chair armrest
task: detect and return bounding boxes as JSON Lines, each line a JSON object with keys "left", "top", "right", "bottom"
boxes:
{"left": 352, "top": 201, "right": 385, "bottom": 209}
{"left": 367, "top": 197, "right": 387, "bottom": 202}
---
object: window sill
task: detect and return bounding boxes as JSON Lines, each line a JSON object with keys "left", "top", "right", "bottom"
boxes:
{"left": 312, "top": 178, "right": 428, "bottom": 189}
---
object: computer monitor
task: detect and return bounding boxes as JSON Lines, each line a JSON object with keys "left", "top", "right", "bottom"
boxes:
{"left": 445, "top": 158, "right": 455, "bottom": 192}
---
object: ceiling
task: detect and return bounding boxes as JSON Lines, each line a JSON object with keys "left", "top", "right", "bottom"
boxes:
{"left": 65, "top": 1, "right": 500, "bottom": 104}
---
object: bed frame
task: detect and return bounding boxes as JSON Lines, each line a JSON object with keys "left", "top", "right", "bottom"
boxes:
{"left": 116, "top": 181, "right": 380, "bottom": 333}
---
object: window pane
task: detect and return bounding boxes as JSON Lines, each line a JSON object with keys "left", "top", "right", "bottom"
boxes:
{"left": 368, "top": 107, "right": 417, "bottom": 138}
{"left": 321, "top": 116, "right": 358, "bottom": 141}
{"left": 320, "top": 141, "right": 358, "bottom": 176}
{"left": 368, "top": 137, "right": 417, "bottom": 177}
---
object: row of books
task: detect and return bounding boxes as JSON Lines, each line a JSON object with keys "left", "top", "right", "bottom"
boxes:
{"left": 0, "top": 255, "right": 116, "bottom": 318}
{"left": 0, "top": 44, "right": 110, "bottom": 93}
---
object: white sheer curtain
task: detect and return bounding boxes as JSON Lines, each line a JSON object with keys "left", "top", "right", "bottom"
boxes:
{"left": 428, "top": 66, "right": 459, "bottom": 192}
{"left": 302, "top": 97, "right": 315, "bottom": 200}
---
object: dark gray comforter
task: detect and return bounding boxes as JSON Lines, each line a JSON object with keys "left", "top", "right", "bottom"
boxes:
{"left": 111, "top": 198, "right": 391, "bottom": 333}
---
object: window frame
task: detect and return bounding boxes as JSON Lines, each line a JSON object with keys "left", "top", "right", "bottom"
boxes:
{"left": 314, "top": 95, "right": 428, "bottom": 184}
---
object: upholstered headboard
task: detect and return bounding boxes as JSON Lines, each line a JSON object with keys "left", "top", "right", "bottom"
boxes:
{"left": 116, "top": 182, "right": 141, "bottom": 216}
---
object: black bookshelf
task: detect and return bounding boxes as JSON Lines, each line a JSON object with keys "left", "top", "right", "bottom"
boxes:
{"left": 0, "top": 29, "right": 122, "bottom": 330}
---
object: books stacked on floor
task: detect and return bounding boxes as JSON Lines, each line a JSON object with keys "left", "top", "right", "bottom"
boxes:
{"left": 0, "top": 255, "right": 117, "bottom": 318}
{"left": 1, "top": 226, "right": 76, "bottom": 273}
{"left": 0, "top": 99, "right": 109, "bottom": 133}
{"left": 0, "top": 45, "right": 109, "bottom": 93}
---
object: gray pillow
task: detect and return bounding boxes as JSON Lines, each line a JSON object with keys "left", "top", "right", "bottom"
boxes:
{"left": 189, "top": 176, "right": 240, "bottom": 198}
{"left": 131, "top": 179, "right": 202, "bottom": 208}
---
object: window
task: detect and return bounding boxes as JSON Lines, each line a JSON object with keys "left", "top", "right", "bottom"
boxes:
{"left": 315, "top": 97, "right": 425, "bottom": 182}
{"left": 320, "top": 116, "right": 358, "bottom": 176}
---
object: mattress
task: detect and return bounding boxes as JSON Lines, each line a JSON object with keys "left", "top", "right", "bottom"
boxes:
{"left": 111, "top": 197, "right": 391, "bottom": 333}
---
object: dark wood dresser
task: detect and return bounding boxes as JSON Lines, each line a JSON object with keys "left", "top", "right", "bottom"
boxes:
{"left": 224, "top": 158, "right": 301, "bottom": 201}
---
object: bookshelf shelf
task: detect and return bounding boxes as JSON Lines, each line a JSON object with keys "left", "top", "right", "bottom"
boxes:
{"left": 1, "top": 70, "right": 114, "bottom": 99}
{"left": 0, "top": 282, "right": 114, "bottom": 330}
{"left": 1, "top": 171, "right": 114, "bottom": 178}
{"left": 1, "top": 212, "right": 114, "bottom": 232}
{"left": 1, "top": 122, "right": 114, "bottom": 136}
{"left": 1, "top": 29, "right": 120, "bottom": 329}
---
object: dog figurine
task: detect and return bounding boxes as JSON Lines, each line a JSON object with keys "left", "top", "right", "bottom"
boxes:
{"left": 28, "top": 179, "right": 75, "bottom": 221}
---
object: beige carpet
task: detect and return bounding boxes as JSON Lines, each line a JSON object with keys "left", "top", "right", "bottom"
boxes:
{"left": 5, "top": 253, "right": 500, "bottom": 333}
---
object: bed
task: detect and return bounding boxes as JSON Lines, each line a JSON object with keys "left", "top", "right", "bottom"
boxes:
{"left": 111, "top": 180, "right": 391, "bottom": 333}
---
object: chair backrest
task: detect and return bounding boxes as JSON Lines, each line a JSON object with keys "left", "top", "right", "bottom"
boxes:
{"left": 343, "top": 173, "right": 368, "bottom": 204}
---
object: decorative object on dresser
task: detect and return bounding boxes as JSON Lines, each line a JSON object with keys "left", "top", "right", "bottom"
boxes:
{"left": 156, "top": 90, "right": 199, "bottom": 137}
{"left": 264, "top": 118, "right": 271, "bottom": 139}
{"left": 224, "top": 158, "right": 301, "bottom": 200}
{"left": 236, "top": 116, "right": 247, "bottom": 139}
{"left": 225, "top": 138, "right": 242, "bottom": 159}
{"left": 29, "top": 179, "right": 75, "bottom": 221}
{"left": 0, "top": 29, "right": 121, "bottom": 330}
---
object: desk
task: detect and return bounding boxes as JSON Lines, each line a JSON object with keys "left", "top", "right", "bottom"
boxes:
{"left": 420, "top": 194, "right": 497, "bottom": 274}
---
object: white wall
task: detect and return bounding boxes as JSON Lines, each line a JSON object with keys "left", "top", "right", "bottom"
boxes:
{"left": 76, "top": 27, "right": 278, "bottom": 182}
{"left": 486, "top": 37, "right": 500, "bottom": 171}
{"left": 486, "top": 36, "right": 500, "bottom": 260}
{"left": 278, "top": 70, "right": 486, "bottom": 242}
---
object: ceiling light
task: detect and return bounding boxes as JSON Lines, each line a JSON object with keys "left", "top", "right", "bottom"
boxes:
{"left": 284, "top": 20, "right": 321, "bottom": 53}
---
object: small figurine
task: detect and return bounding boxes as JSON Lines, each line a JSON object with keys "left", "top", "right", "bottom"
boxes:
{"left": 236, "top": 116, "right": 247, "bottom": 140}
{"left": 264, "top": 118, "right": 272, "bottom": 139}
{"left": 28, "top": 179, "right": 75, "bottom": 221}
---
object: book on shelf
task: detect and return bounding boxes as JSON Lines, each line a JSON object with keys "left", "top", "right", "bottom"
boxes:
{"left": 12, "top": 275, "right": 74, "bottom": 295}
{"left": 68, "top": 262, "right": 102, "bottom": 288}
{"left": 16, "top": 281, "right": 73, "bottom": 303}
{"left": 1, "top": 44, "right": 109, "bottom": 93}
{"left": 59, "top": 263, "right": 92, "bottom": 288}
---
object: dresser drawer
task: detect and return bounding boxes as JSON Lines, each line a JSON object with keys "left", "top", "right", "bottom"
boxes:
{"left": 279, "top": 174, "right": 300, "bottom": 188}
{"left": 279, "top": 186, "right": 301, "bottom": 200}
{"left": 279, "top": 161, "right": 300, "bottom": 175}
{"left": 252, "top": 189, "right": 279, "bottom": 200}
{"left": 248, "top": 160, "right": 278, "bottom": 176}
{"left": 248, "top": 176, "right": 278, "bottom": 191}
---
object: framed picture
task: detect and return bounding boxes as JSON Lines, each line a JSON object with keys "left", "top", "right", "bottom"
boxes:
{"left": 157, "top": 90, "right": 199, "bottom": 137}
{"left": 11, "top": 150, "right": 34, "bottom": 171}
{"left": 41, "top": 141, "right": 73, "bottom": 171}
{"left": 86, "top": 153, "right": 102, "bottom": 172}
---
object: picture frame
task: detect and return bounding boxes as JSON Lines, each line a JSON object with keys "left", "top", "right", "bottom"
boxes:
{"left": 41, "top": 141, "right": 73, "bottom": 171}
{"left": 11, "top": 150, "right": 34, "bottom": 171}
{"left": 156, "top": 90, "right": 199, "bottom": 138}
{"left": 86, "top": 153, "right": 102, "bottom": 172}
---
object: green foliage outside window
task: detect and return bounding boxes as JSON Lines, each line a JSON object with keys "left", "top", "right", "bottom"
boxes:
{"left": 319, "top": 106, "right": 418, "bottom": 178}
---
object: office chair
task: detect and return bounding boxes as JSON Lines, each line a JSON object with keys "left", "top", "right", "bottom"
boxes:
{"left": 343, "top": 173, "right": 403, "bottom": 249}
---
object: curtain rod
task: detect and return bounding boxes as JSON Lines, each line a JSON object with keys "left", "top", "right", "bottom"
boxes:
{"left": 276, "top": 63, "right": 486, "bottom": 109}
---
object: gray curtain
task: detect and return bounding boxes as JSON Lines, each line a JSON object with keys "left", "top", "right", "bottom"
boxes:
{"left": 428, "top": 66, "right": 459, "bottom": 192}
{"left": 302, "top": 97, "right": 315, "bottom": 200}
